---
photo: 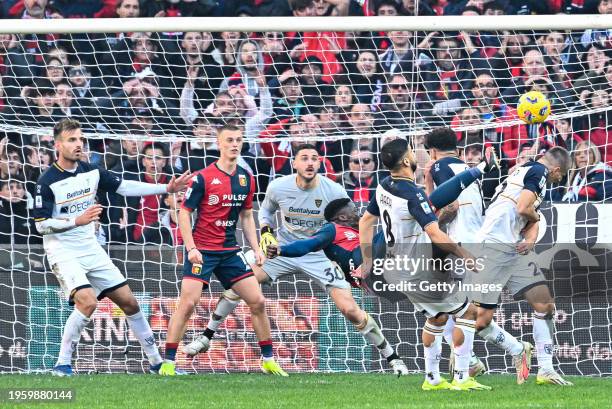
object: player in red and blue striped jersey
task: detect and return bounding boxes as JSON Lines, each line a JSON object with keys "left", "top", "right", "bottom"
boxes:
{"left": 159, "top": 124, "right": 287, "bottom": 376}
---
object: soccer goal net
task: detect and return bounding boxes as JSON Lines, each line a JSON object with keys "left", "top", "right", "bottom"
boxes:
{"left": 0, "top": 15, "right": 611, "bottom": 375}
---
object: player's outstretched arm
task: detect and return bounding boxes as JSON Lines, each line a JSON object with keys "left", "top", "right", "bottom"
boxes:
{"left": 114, "top": 171, "right": 192, "bottom": 197}
{"left": 274, "top": 225, "right": 335, "bottom": 258}
{"left": 239, "top": 208, "right": 265, "bottom": 266}
{"left": 358, "top": 210, "right": 378, "bottom": 278}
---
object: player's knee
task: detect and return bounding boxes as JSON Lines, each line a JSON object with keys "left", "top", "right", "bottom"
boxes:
{"left": 246, "top": 295, "right": 266, "bottom": 315}
{"left": 119, "top": 298, "right": 140, "bottom": 316}
{"left": 475, "top": 310, "right": 493, "bottom": 331}
{"left": 533, "top": 301, "right": 555, "bottom": 316}
{"left": 177, "top": 296, "right": 199, "bottom": 317}
{"left": 338, "top": 303, "right": 362, "bottom": 322}
{"left": 75, "top": 296, "right": 97, "bottom": 317}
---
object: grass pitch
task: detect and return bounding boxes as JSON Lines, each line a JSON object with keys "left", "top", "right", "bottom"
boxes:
{"left": 1, "top": 373, "right": 609, "bottom": 409}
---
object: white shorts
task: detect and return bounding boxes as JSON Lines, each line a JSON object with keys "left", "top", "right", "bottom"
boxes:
{"left": 262, "top": 251, "right": 350, "bottom": 290}
{"left": 464, "top": 243, "right": 546, "bottom": 308}
{"left": 50, "top": 250, "right": 127, "bottom": 304}
{"left": 411, "top": 289, "right": 470, "bottom": 319}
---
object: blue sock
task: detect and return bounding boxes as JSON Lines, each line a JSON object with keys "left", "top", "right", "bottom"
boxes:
{"left": 259, "top": 340, "right": 273, "bottom": 359}
{"left": 429, "top": 168, "right": 483, "bottom": 209}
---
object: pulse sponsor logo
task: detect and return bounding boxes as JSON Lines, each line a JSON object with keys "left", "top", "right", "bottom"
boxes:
{"left": 208, "top": 194, "right": 220, "bottom": 205}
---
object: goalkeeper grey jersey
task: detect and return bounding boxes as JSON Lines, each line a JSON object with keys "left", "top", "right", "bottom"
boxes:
{"left": 259, "top": 175, "right": 349, "bottom": 245}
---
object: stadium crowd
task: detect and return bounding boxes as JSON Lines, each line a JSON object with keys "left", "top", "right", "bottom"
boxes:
{"left": 1, "top": 0, "right": 612, "bottom": 247}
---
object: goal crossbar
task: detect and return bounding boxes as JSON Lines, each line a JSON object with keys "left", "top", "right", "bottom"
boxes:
{"left": 1, "top": 15, "right": 611, "bottom": 34}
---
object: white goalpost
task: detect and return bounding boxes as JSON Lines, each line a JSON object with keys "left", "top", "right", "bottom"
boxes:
{"left": 0, "top": 15, "right": 611, "bottom": 375}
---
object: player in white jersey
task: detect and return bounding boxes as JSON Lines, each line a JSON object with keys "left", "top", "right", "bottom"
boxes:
{"left": 32, "top": 119, "right": 191, "bottom": 376}
{"left": 184, "top": 144, "right": 410, "bottom": 376}
{"left": 425, "top": 128, "right": 533, "bottom": 383}
{"left": 359, "top": 138, "right": 490, "bottom": 391}
{"left": 464, "top": 146, "right": 574, "bottom": 386}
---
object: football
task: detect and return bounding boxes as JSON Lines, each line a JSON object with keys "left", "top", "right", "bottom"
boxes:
{"left": 517, "top": 90, "right": 551, "bottom": 124}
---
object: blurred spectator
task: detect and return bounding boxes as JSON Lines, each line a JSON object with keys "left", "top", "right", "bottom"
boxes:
{"left": 561, "top": 140, "right": 612, "bottom": 202}
{"left": 502, "top": 48, "right": 574, "bottom": 107}
{"left": 342, "top": 148, "right": 380, "bottom": 203}
{"left": 159, "top": 191, "right": 184, "bottom": 246}
{"left": 574, "top": 43, "right": 609, "bottom": 96}
{"left": 16, "top": 78, "right": 63, "bottom": 126}
{"left": 348, "top": 103, "right": 379, "bottom": 153}
{"left": 334, "top": 83, "right": 354, "bottom": 120}
{"left": 507, "top": 142, "right": 537, "bottom": 175}
{"left": 537, "top": 118, "right": 583, "bottom": 153}
{"left": 272, "top": 72, "right": 306, "bottom": 120}
{"left": 348, "top": 50, "right": 385, "bottom": 110}
{"left": 109, "top": 142, "right": 174, "bottom": 243}
{"left": 421, "top": 34, "right": 485, "bottom": 122}
{"left": 299, "top": 56, "right": 335, "bottom": 107}
{"left": 172, "top": 32, "right": 223, "bottom": 107}
{"left": 261, "top": 32, "right": 292, "bottom": 77}
{"left": 259, "top": 115, "right": 336, "bottom": 179}
{"left": 0, "top": 138, "right": 24, "bottom": 180}
{"left": 219, "top": 39, "right": 265, "bottom": 99}
{"left": 106, "top": 126, "right": 145, "bottom": 172}
{"left": 575, "top": 88, "right": 612, "bottom": 164}
{"left": 0, "top": 177, "right": 31, "bottom": 244}
{"left": 380, "top": 30, "right": 414, "bottom": 74}
{"left": 0, "top": 34, "right": 34, "bottom": 96}
{"left": 377, "top": 72, "right": 429, "bottom": 130}
{"left": 43, "top": 57, "right": 66, "bottom": 86}
{"left": 213, "top": 31, "right": 243, "bottom": 76}
{"left": 115, "top": 0, "right": 140, "bottom": 18}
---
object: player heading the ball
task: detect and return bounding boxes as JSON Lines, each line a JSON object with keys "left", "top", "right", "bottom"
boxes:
{"left": 33, "top": 119, "right": 192, "bottom": 376}
{"left": 159, "top": 124, "right": 287, "bottom": 376}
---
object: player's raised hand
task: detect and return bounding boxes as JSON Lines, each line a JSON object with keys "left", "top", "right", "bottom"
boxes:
{"left": 259, "top": 226, "right": 278, "bottom": 255}
{"left": 167, "top": 171, "right": 192, "bottom": 193}
{"left": 75, "top": 204, "right": 103, "bottom": 226}
{"left": 187, "top": 248, "right": 203, "bottom": 264}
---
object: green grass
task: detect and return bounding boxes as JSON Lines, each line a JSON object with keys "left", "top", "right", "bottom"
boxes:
{"left": 1, "top": 373, "right": 610, "bottom": 409}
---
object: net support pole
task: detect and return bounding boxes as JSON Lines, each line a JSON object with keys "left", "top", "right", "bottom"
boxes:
{"left": 0, "top": 15, "right": 611, "bottom": 34}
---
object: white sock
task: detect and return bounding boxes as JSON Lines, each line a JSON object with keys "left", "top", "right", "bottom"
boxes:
{"left": 443, "top": 316, "right": 454, "bottom": 347}
{"left": 533, "top": 311, "right": 554, "bottom": 372}
{"left": 423, "top": 322, "right": 444, "bottom": 384}
{"left": 207, "top": 290, "right": 241, "bottom": 334}
{"left": 478, "top": 320, "right": 524, "bottom": 356}
{"left": 454, "top": 318, "right": 476, "bottom": 383}
{"left": 357, "top": 314, "right": 396, "bottom": 360}
{"left": 56, "top": 309, "right": 90, "bottom": 366}
{"left": 126, "top": 311, "right": 162, "bottom": 365}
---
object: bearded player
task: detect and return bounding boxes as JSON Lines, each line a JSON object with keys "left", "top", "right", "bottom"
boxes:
{"left": 159, "top": 124, "right": 287, "bottom": 376}
{"left": 33, "top": 119, "right": 191, "bottom": 376}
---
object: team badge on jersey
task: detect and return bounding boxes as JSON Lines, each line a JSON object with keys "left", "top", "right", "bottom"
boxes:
{"left": 315, "top": 199, "right": 322, "bottom": 207}
{"left": 191, "top": 263, "right": 202, "bottom": 275}
{"left": 239, "top": 174, "right": 247, "bottom": 187}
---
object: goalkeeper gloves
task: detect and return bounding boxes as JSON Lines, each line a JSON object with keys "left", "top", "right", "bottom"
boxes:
{"left": 259, "top": 226, "right": 278, "bottom": 255}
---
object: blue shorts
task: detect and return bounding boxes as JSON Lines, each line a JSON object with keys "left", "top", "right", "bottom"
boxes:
{"left": 182, "top": 249, "right": 254, "bottom": 290}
